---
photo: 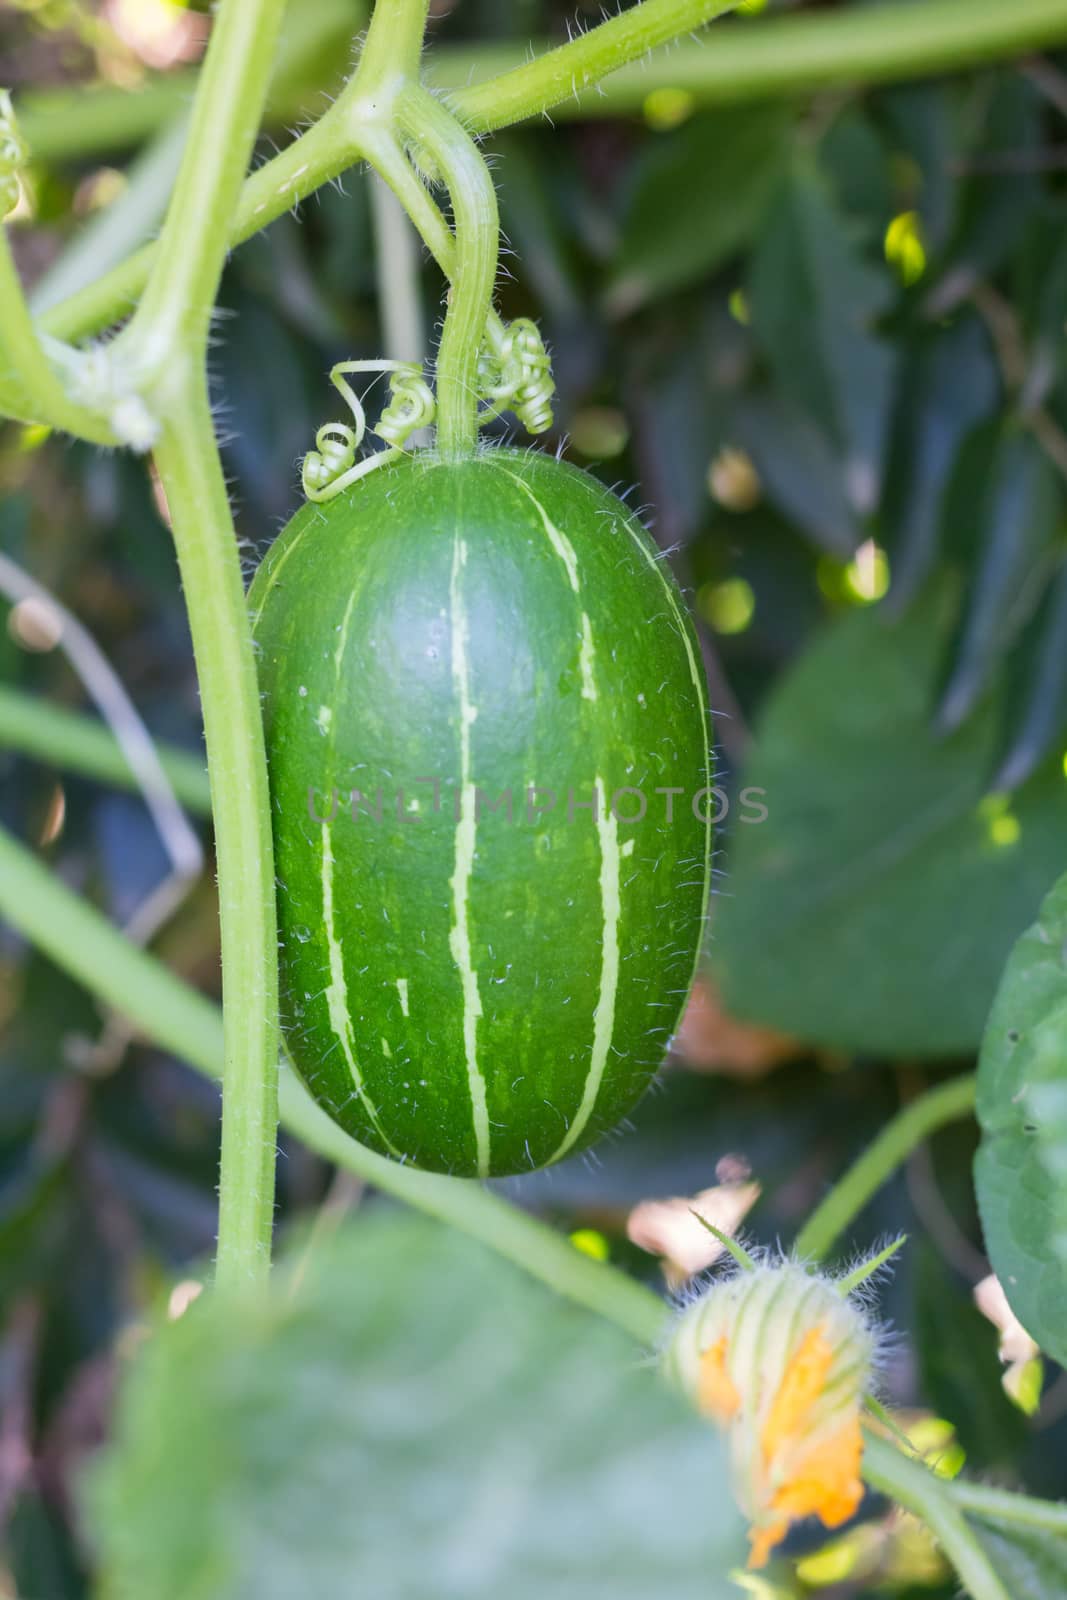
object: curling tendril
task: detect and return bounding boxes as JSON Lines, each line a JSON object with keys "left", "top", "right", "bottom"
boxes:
{"left": 301, "top": 360, "right": 435, "bottom": 504}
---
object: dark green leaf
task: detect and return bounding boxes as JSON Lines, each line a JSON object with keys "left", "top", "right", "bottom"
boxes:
{"left": 881, "top": 313, "right": 1000, "bottom": 615}
{"left": 818, "top": 109, "right": 893, "bottom": 244}
{"left": 89, "top": 1214, "right": 744, "bottom": 1600}
{"left": 606, "top": 106, "right": 790, "bottom": 316}
{"left": 935, "top": 431, "right": 1063, "bottom": 734}
{"left": 712, "top": 579, "right": 1067, "bottom": 1055}
{"left": 924, "top": 74, "right": 1041, "bottom": 317}
{"left": 878, "top": 83, "right": 957, "bottom": 254}
{"left": 734, "top": 390, "right": 860, "bottom": 557}
{"left": 1015, "top": 210, "right": 1067, "bottom": 412}
{"left": 976, "top": 871, "right": 1067, "bottom": 1364}
{"left": 992, "top": 555, "right": 1067, "bottom": 792}
{"left": 747, "top": 160, "right": 896, "bottom": 514}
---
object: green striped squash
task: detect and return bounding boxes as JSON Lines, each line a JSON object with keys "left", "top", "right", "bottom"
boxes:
{"left": 250, "top": 448, "right": 712, "bottom": 1177}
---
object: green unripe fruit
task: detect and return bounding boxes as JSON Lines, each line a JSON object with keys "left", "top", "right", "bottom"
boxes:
{"left": 250, "top": 448, "right": 712, "bottom": 1176}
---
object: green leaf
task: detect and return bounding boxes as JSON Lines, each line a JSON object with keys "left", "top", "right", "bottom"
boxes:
{"left": 924, "top": 74, "right": 1041, "bottom": 318}
{"left": 89, "top": 1214, "right": 745, "bottom": 1600}
{"left": 606, "top": 105, "right": 790, "bottom": 316}
{"left": 975, "top": 871, "right": 1067, "bottom": 1365}
{"left": 992, "top": 554, "right": 1067, "bottom": 792}
{"left": 747, "top": 159, "right": 896, "bottom": 515}
{"left": 935, "top": 430, "right": 1063, "bottom": 735}
{"left": 711, "top": 579, "right": 1067, "bottom": 1056}
{"left": 734, "top": 390, "right": 860, "bottom": 558}
{"left": 881, "top": 313, "right": 1000, "bottom": 616}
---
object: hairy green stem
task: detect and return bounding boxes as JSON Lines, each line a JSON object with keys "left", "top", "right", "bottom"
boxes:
{"left": 446, "top": 0, "right": 737, "bottom": 133}
{"left": 0, "top": 685, "right": 211, "bottom": 814}
{"left": 122, "top": 0, "right": 287, "bottom": 374}
{"left": 949, "top": 1479, "right": 1067, "bottom": 1535}
{"left": 356, "top": 0, "right": 432, "bottom": 96}
{"left": 0, "top": 821, "right": 662, "bottom": 1344}
{"left": 795, "top": 1074, "right": 978, "bottom": 1263}
{"left": 124, "top": 0, "right": 289, "bottom": 1291}
{"left": 862, "top": 1435, "right": 1011, "bottom": 1600}
{"left": 152, "top": 384, "right": 279, "bottom": 1290}
{"left": 396, "top": 84, "right": 498, "bottom": 456}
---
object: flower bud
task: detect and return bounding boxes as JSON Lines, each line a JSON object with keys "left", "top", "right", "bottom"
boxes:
{"left": 663, "top": 1260, "right": 874, "bottom": 1568}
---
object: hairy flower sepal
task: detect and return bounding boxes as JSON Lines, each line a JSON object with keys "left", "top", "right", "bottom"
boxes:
{"left": 663, "top": 1258, "right": 876, "bottom": 1569}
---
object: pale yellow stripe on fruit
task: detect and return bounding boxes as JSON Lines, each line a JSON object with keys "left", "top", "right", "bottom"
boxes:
{"left": 448, "top": 536, "right": 491, "bottom": 1177}
{"left": 320, "top": 826, "right": 400, "bottom": 1154}
{"left": 551, "top": 781, "right": 621, "bottom": 1163}
{"left": 500, "top": 468, "right": 598, "bottom": 701}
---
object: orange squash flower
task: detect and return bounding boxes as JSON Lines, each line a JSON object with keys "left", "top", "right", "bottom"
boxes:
{"left": 664, "top": 1261, "right": 873, "bottom": 1568}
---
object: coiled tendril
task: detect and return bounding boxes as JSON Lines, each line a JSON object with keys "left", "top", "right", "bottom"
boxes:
{"left": 478, "top": 317, "right": 555, "bottom": 436}
{"left": 301, "top": 360, "right": 435, "bottom": 503}
{"left": 0, "top": 90, "right": 27, "bottom": 219}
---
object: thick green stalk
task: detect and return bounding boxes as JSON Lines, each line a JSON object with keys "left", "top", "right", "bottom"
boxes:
{"left": 862, "top": 1435, "right": 1011, "bottom": 1600}
{"left": 446, "top": 0, "right": 737, "bottom": 132}
{"left": 0, "top": 821, "right": 662, "bottom": 1344}
{"left": 123, "top": 0, "right": 287, "bottom": 369}
{"left": 152, "top": 383, "right": 278, "bottom": 1290}
{"left": 396, "top": 84, "right": 498, "bottom": 457}
{"left": 949, "top": 1480, "right": 1067, "bottom": 1535}
{"left": 123, "top": 0, "right": 288, "bottom": 1292}
{"left": 795, "top": 1074, "right": 978, "bottom": 1262}
{"left": 356, "top": 0, "right": 432, "bottom": 95}
{"left": 0, "top": 685, "right": 212, "bottom": 814}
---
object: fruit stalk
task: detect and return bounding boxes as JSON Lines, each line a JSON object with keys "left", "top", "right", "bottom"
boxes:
{"left": 396, "top": 84, "right": 499, "bottom": 458}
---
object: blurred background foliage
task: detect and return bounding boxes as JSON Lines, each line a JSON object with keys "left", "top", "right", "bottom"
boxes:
{"left": 2, "top": 0, "right": 1067, "bottom": 1595}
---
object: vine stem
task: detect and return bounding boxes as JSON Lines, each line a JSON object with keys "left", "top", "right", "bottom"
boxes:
{"left": 445, "top": 0, "right": 737, "bottom": 132}
{"left": 356, "top": 0, "right": 432, "bottom": 95}
{"left": 121, "top": 0, "right": 287, "bottom": 368}
{"left": 862, "top": 1435, "right": 1011, "bottom": 1600}
{"left": 121, "top": 0, "right": 288, "bottom": 1293}
{"left": 395, "top": 83, "right": 499, "bottom": 457}
{"left": 152, "top": 382, "right": 279, "bottom": 1289}
{"left": 794, "top": 1074, "right": 978, "bottom": 1262}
